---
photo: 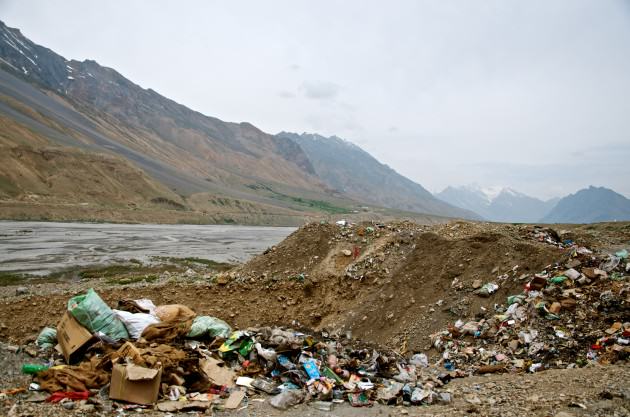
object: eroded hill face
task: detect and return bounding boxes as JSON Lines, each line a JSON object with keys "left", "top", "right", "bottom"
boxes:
{"left": 230, "top": 222, "right": 572, "bottom": 349}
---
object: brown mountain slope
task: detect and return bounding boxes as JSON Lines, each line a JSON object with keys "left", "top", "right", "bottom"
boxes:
{"left": 0, "top": 20, "right": 478, "bottom": 223}
{"left": 0, "top": 19, "right": 326, "bottom": 196}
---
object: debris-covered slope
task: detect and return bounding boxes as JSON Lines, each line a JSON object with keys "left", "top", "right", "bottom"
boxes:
{"left": 235, "top": 222, "right": 566, "bottom": 346}
{"left": 0, "top": 220, "right": 628, "bottom": 416}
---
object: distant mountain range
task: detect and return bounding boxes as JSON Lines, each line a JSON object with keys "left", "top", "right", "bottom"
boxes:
{"left": 0, "top": 20, "right": 474, "bottom": 224}
{"left": 435, "top": 184, "right": 558, "bottom": 223}
{"left": 541, "top": 186, "right": 630, "bottom": 223}
{"left": 436, "top": 184, "right": 630, "bottom": 224}
{"left": 277, "top": 132, "right": 480, "bottom": 220}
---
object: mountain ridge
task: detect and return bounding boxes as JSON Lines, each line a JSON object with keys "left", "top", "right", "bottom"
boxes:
{"left": 541, "top": 186, "right": 630, "bottom": 223}
{"left": 277, "top": 131, "right": 481, "bottom": 220}
{"left": 435, "top": 184, "right": 558, "bottom": 223}
{"left": 0, "top": 19, "right": 476, "bottom": 224}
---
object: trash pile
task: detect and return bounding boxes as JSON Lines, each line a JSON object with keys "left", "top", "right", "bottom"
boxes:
{"left": 430, "top": 243, "right": 630, "bottom": 375}
{"left": 19, "top": 288, "right": 463, "bottom": 412}
{"left": 6, "top": 221, "right": 630, "bottom": 413}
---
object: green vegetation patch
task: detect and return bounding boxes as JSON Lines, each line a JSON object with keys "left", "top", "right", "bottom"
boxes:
{"left": 247, "top": 183, "right": 350, "bottom": 214}
{"left": 106, "top": 274, "right": 160, "bottom": 285}
{"left": 155, "top": 256, "right": 234, "bottom": 271}
{"left": 0, "top": 272, "right": 28, "bottom": 286}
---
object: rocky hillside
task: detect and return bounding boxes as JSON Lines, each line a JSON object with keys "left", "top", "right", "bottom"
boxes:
{"left": 436, "top": 185, "right": 558, "bottom": 223}
{"left": 277, "top": 132, "right": 480, "bottom": 220}
{"left": 541, "top": 186, "right": 630, "bottom": 223}
{"left": 0, "top": 21, "right": 344, "bottom": 222}
{"left": 0, "top": 20, "right": 479, "bottom": 224}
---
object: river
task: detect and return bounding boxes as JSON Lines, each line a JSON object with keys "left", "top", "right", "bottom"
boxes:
{"left": 0, "top": 221, "right": 295, "bottom": 275}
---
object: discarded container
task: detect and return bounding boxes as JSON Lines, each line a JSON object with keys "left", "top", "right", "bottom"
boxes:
{"left": 21, "top": 364, "right": 49, "bottom": 374}
{"left": 528, "top": 276, "right": 547, "bottom": 291}
{"left": 303, "top": 359, "right": 321, "bottom": 379}
{"left": 109, "top": 364, "right": 162, "bottom": 405}
{"left": 277, "top": 354, "right": 297, "bottom": 370}
{"left": 56, "top": 311, "right": 95, "bottom": 363}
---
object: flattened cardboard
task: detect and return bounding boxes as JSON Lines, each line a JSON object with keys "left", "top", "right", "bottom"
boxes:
{"left": 224, "top": 389, "right": 246, "bottom": 409}
{"left": 109, "top": 364, "right": 162, "bottom": 405}
{"left": 56, "top": 311, "right": 93, "bottom": 363}
{"left": 200, "top": 357, "right": 235, "bottom": 387}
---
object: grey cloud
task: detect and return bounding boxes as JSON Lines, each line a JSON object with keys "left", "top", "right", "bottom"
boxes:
{"left": 278, "top": 90, "right": 296, "bottom": 99}
{"left": 300, "top": 81, "right": 340, "bottom": 100}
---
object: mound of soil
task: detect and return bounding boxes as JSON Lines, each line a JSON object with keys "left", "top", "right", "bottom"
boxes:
{"left": 230, "top": 221, "right": 570, "bottom": 350}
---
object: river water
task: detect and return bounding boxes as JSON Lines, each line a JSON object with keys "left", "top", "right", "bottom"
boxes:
{"left": 0, "top": 221, "right": 295, "bottom": 275}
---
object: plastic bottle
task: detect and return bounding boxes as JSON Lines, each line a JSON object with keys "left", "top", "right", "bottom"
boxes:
{"left": 21, "top": 364, "right": 49, "bottom": 374}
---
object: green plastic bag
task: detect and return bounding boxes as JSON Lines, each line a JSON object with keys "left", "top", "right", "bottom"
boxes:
{"left": 36, "top": 327, "right": 57, "bottom": 349}
{"left": 550, "top": 276, "right": 567, "bottom": 285}
{"left": 187, "top": 316, "right": 231, "bottom": 339}
{"left": 67, "top": 288, "right": 129, "bottom": 340}
{"left": 507, "top": 294, "right": 526, "bottom": 305}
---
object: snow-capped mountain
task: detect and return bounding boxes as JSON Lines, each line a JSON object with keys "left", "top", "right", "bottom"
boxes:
{"left": 435, "top": 184, "right": 559, "bottom": 223}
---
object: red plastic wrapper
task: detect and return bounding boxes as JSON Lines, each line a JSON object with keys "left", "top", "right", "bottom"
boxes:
{"left": 46, "top": 391, "right": 90, "bottom": 403}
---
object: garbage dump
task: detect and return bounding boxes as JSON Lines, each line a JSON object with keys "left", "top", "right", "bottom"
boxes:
{"left": 16, "top": 288, "right": 465, "bottom": 412}
{"left": 2, "top": 221, "right": 629, "bottom": 414}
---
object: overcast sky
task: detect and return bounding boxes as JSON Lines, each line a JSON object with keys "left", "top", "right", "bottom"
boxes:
{"left": 2, "top": 0, "right": 629, "bottom": 199}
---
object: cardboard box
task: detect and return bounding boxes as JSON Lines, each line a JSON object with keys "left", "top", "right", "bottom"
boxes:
{"left": 56, "top": 311, "right": 94, "bottom": 363}
{"left": 115, "top": 341, "right": 144, "bottom": 365}
{"left": 109, "top": 364, "right": 162, "bottom": 404}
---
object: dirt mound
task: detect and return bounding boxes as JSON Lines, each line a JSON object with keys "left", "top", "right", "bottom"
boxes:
{"left": 232, "top": 221, "right": 568, "bottom": 350}
{"left": 1, "top": 220, "right": 626, "bottom": 358}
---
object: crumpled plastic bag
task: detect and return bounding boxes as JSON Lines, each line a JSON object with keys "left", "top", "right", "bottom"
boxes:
{"left": 113, "top": 309, "right": 159, "bottom": 340}
{"left": 409, "top": 353, "right": 428, "bottom": 368}
{"left": 186, "top": 316, "right": 231, "bottom": 339}
{"left": 270, "top": 389, "right": 304, "bottom": 410}
{"left": 67, "top": 288, "right": 129, "bottom": 340}
{"left": 36, "top": 327, "right": 57, "bottom": 349}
